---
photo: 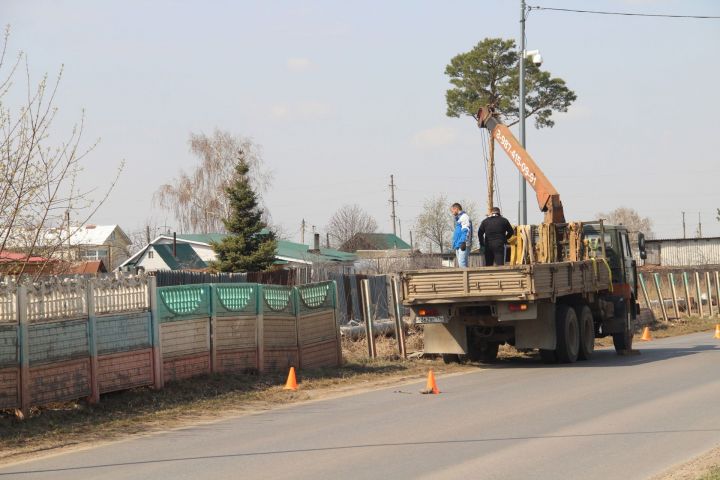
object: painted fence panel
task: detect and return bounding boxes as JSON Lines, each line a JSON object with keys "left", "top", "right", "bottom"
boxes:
{"left": 297, "top": 281, "right": 340, "bottom": 370}
{"left": 212, "top": 284, "right": 258, "bottom": 373}
{"left": 157, "top": 284, "right": 212, "bottom": 383}
{"left": 96, "top": 312, "right": 154, "bottom": 394}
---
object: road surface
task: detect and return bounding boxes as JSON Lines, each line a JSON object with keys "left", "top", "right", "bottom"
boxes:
{"left": 1, "top": 332, "right": 719, "bottom": 479}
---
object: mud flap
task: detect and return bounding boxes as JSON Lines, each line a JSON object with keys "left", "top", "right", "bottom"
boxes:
{"left": 423, "top": 318, "right": 467, "bottom": 354}
{"left": 514, "top": 302, "right": 556, "bottom": 350}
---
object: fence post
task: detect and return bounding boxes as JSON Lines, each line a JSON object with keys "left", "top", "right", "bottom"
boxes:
{"left": 86, "top": 280, "right": 100, "bottom": 404}
{"left": 683, "top": 272, "right": 692, "bottom": 317}
{"left": 706, "top": 272, "right": 714, "bottom": 318}
{"left": 293, "top": 287, "right": 302, "bottom": 370}
{"left": 391, "top": 276, "right": 407, "bottom": 358}
{"left": 716, "top": 272, "right": 720, "bottom": 318}
{"left": 209, "top": 284, "right": 217, "bottom": 374}
{"left": 148, "top": 276, "right": 163, "bottom": 389}
{"left": 653, "top": 273, "right": 668, "bottom": 322}
{"left": 332, "top": 281, "right": 343, "bottom": 366}
{"left": 361, "top": 279, "right": 376, "bottom": 358}
{"left": 256, "top": 284, "right": 265, "bottom": 374}
{"left": 695, "top": 272, "right": 704, "bottom": 318}
{"left": 17, "top": 284, "right": 29, "bottom": 418}
{"left": 638, "top": 273, "right": 652, "bottom": 312}
{"left": 668, "top": 273, "right": 680, "bottom": 321}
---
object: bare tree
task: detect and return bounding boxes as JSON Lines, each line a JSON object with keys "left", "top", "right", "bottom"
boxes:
{"left": 415, "top": 195, "right": 451, "bottom": 253}
{"left": 326, "top": 204, "right": 378, "bottom": 250}
{"left": 0, "top": 27, "right": 123, "bottom": 277}
{"left": 596, "top": 207, "right": 654, "bottom": 242}
{"left": 154, "top": 130, "right": 272, "bottom": 234}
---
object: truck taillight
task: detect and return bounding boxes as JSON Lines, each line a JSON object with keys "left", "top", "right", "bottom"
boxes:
{"left": 508, "top": 303, "right": 528, "bottom": 312}
{"left": 418, "top": 307, "right": 439, "bottom": 317}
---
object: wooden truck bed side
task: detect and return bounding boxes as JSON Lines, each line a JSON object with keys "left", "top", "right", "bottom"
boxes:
{"left": 401, "top": 260, "right": 611, "bottom": 305}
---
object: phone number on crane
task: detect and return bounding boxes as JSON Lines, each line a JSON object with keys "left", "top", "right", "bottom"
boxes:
{"left": 495, "top": 130, "right": 537, "bottom": 186}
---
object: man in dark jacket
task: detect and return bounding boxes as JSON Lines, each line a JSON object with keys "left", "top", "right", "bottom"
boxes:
{"left": 478, "top": 207, "right": 514, "bottom": 266}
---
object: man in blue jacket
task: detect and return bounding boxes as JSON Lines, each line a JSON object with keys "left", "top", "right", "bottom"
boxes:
{"left": 451, "top": 203, "right": 472, "bottom": 268}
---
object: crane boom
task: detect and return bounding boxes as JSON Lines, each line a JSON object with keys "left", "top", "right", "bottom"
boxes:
{"left": 477, "top": 106, "right": 565, "bottom": 224}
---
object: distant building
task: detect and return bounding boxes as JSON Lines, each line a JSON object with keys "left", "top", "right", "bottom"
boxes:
{"left": 341, "top": 233, "right": 411, "bottom": 252}
{"left": 120, "top": 233, "right": 356, "bottom": 272}
{"left": 46, "top": 224, "right": 132, "bottom": 271}
{"left": 643, "top": 237, "right": 720, "bottom": 267}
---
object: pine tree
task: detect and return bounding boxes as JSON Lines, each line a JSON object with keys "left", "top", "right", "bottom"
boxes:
{"left": 210, "top": 155, "right": 277, "bottom": 272}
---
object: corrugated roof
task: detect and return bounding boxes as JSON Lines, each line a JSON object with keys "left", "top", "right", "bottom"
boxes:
{"left": 646, "top": 237, "right": 720, "bottom": 243}
{"left": 154, "top": 244, "right": 207, "bottom": 270}
{"left": 174, "top": 233, "right": 356, "bottom": 264}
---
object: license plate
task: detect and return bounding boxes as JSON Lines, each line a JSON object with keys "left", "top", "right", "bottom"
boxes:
{"left": 415, "top": 316, "right": 447, "bottom": 324}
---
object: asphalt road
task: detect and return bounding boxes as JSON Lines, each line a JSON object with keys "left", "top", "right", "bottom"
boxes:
{"left": 2, "top": 332, "right": 720, "bottom": 479}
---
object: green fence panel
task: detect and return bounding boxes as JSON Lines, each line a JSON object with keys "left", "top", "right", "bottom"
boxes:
{"left": 0, "top": 325, "right": 17, "bottom": 368}
{"left": 212, "top": 283, "right": 258, "bottom": 317}
{"left": 157, "top": 285, "right": 211, "bottom": 322}
{"left": 261, "top": 285, "right": 296, "bottom": 316}
{"left": 296, "top": 281, "right": 336, "bottom": 314}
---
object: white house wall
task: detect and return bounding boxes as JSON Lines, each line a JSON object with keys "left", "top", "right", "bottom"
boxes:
{"left": 135, "top": 247, "right": 171, "bottom": 271}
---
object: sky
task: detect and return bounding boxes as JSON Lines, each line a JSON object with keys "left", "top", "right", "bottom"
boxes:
{"left": 4, "top": 0, "right": 720, "bottom": 246}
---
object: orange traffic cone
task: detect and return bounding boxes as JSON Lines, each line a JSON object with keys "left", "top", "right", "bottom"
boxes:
{"left": 640, "top": 326, "right": 652, "bottom": 341}
{"left": 283, "top": 367, "right": 298, "bottom": 391}
{"left": 422, "top": 369, "right": 440, "bottom": 394}
{"left": 713, "top": 324, "right": 720, "bottom": 340}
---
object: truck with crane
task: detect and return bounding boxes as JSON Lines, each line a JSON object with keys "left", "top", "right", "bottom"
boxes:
{"left": 401, "top": 106, "right": 647, "bottom": 363}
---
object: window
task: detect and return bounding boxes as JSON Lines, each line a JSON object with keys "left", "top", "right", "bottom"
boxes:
{"left": 148, "top": 250, "right": 154, "bottom": 259}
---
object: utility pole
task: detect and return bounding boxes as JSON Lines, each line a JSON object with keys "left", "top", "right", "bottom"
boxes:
{"left": 518, "top": 0, "right": 528, "bottom": 225}
{"left": 682, "top": 212, "right": 686, "bottom": 239}
{"left": 410, "top": 231, "right": 414, "bottom": 250}
{"left": 389, "top": 174, "right": 397, "bottom": 235}
{"left": 398, "top": 218, "right": 402, "bottom": 240}
{"left": 301, "top": 219, "right": 306, "bottom": 244}
{"left": 326, "top": 232, "right": 330, "bottom": 249}
{"left": 698, "top": 212, "right": 702, "bottom": 238}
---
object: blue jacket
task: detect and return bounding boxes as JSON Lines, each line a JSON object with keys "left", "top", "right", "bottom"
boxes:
{"left": 452, "top": 211, "right": 473, "bottom": 250}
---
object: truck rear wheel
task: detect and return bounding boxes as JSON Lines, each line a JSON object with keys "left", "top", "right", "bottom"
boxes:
{"left": 612, "top": 309, "right": 634, "bottom": 354}
{"left": 555, "top": 304, "right": 579, "bottom": 363}
{"left": 576, "top": 305, "right": 595, "bottom": 361}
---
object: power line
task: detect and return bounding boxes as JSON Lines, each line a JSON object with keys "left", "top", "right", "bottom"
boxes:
{"left": 528, "top": 5, "right": 720, "bottom": 19}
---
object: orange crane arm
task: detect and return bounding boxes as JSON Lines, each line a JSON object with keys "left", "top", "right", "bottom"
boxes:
{"left": 477, "top": 106, "right": 565, "bottom": 224}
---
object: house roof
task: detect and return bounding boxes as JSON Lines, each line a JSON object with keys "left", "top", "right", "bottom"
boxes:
{"left": 174, "top": 233, "right": 356, "bottom": 264}
{"left": 65, "top": 260, "right": 107, "bottom": 274}
{"left": 43, "top": 224, "right": 130, "bottom": 246}
{"left": 342, "top": 233, "right": 411, "bottom": 252}
{"left": 0, "top": 251, "right": 48, "bottom": 263}
{"left": 154, "top": 243, "right": 208, "bottom": 270}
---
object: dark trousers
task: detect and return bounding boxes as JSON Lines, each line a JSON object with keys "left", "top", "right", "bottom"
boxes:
{"left": 484, "top": 243, "right": 506, "bottom": 266}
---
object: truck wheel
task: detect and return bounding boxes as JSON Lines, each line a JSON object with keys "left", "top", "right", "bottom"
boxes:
{"left": 576, "top": 305, "right": 595, "bottom": 361}
{"left": 477, "top": 342, "right": 499, "bottom": 363}
{"left": 539, "top": 349, "right": 557, "bottom": 364}
{"left": 612, "top": 309, "right": 634, "bottom": 354}
{"left": 555, "top": 304, "right": 579, "bottom": 363}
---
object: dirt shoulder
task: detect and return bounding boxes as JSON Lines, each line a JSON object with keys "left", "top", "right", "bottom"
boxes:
{"left": 651, "top": 445, "right": 720, "bottom": 480}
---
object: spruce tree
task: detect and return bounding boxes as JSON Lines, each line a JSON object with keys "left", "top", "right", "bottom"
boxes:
{"left": 210, "top": 156, "right": 277, "bottom": 272}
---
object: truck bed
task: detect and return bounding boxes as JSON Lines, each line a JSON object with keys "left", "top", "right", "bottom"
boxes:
{"left": 401, "top": 260, "right": 611, "bottom": 304}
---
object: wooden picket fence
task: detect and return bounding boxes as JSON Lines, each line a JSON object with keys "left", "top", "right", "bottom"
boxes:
{"left": 638, "top": 268, "right": 720, "bottom": 322}
{"left": 0, "top": 275, "right": 341, "bottom": 417}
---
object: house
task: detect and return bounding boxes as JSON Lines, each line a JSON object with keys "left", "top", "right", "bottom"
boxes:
{"left": 341, "top": 233, "right": 411, "bottom": 252}
{"left": 44, "top": 224, "right": 132, "bottom": 271}
{"left": 120, "top": 233, "right": 356, "bottom": 272}
{"left": 643, "top": 237, "right": 720, "bottom": 267}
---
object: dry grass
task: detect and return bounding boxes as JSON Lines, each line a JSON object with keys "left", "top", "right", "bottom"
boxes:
{"left": 596, "top": 316, "right": 718, "bottom": 347}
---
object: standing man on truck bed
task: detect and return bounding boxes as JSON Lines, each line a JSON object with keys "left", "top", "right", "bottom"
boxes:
{"left": 451, "top": 203, "right": 472, "bottom": 267}
{"left": 478, "top": 207, "right": 514, "bottom": 266}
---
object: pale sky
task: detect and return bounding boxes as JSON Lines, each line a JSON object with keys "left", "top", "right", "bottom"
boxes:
{"left": 5, "top": 0, "right": 720, "bottom": 245}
